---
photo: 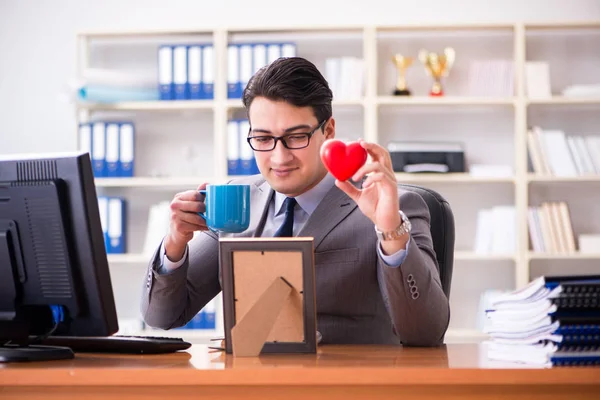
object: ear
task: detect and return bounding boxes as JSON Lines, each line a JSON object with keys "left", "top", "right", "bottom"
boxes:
{"left": 324, "top": 117, "right": 336, "bottom": 140}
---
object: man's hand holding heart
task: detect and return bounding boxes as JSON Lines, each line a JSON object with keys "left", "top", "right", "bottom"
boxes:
{"left": 320, "top": 139, "right": 408, "bottom": 255}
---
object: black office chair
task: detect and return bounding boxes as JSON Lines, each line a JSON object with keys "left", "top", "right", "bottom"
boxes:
{"left": 398, "top": 184, "right": 455, "bottom": 299}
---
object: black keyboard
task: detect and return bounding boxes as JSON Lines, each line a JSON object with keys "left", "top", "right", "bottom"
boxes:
{"left": 37, "top": 335, "right": 192, "bottom": 354}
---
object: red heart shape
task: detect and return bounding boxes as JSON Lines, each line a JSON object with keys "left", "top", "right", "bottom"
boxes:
{"left": 320, "top": 139, "right": 367, "bottom": 181}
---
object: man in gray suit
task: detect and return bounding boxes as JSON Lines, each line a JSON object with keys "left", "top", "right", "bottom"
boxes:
{"left": 142, "top": 57, "right": 449, "bottom": 346}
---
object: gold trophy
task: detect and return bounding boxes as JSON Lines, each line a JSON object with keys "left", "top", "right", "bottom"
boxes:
{"left": 418, "top": 47, "right": 455, "bottom": 96}
{"left": 391, "top": 54, "right": 413, "bottom": 96}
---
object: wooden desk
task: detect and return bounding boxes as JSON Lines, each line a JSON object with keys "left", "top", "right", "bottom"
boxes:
{"left": 1, "top": 344, "right": 599, "bottom": 399}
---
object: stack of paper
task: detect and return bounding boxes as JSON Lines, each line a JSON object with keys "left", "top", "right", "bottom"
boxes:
{"left": 484, "top": 275, "right": 600, "bottom": 367}
{"left": 76, "top": 68, "right": 159, "bottom": 103}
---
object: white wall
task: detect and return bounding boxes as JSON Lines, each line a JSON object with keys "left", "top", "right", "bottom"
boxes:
{"left": 0, "top": 0, "right": 599, "bottom": 154}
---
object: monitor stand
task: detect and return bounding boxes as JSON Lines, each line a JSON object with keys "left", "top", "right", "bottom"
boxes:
{"left": 0, "top": 344, "right": 74, "bottom": 362}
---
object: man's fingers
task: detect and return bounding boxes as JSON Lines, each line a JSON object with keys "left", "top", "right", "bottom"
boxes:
{"left": 176, "top": 189, "right": 205, "bottom": 202}
{"left": 352, "top": 162, "right": 377, "bottom": 182}
{"left": 362, "top": 172, "right": 392, "bottom": 189}
{"left": 352, "top": 162, "right": 396, "bottom": 183}
{"left": 172, "top": 198, "right": 205, "bottom": 214}
{"left": 360, "top": 140, "right": 393, "bottom": 170}
{"left": 173, "top": 210, "right": 207, "bottom": 231}
{"left": 177, "top": 209, "right": 206, "bottom": 226}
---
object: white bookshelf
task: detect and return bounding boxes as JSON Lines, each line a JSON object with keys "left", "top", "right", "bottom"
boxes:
{"left": 528, "top": 252, "right": 600, "bottom": 260}
{"left": 394, "top": 173, "right": 515, "bottom": 183}
{"left": 78, "top": 100, "right": 216, "bottom": 111}
{"left": 527, "top": 97, "right": 600, "bottom": 105}
{"left": 528, "top": 174, "right": 600, "bottom": 183}
{"left": 376, "top": 96, "right": 517, "bottom": 106}
{"left": 95, "top": 177, "right": 216, "bottom": 188}
{"left": 77, "top": 21, "right": 600, "bottom": 343}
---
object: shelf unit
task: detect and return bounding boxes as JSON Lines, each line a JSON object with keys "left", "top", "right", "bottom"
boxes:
{"left": 528, "top": 252, "right": 600, "bottom": 260}
{"left": 528, "top": 174, "right": 600, "bottom": 183}
{"left": 78, "top": 100, "right": 216, "bottom": 111}
{"left": 527, "top": 97, "right": 600, "bottom": 105}
{"left": 77, "top": 21, "right": 600, "bottom": 341}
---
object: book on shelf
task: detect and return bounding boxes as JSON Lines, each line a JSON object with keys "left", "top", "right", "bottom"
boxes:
{"left": 467, "top": 59, "right": 514, "bottom": 97}
{"left": 325, "top": 56, "right": 364, "bottom": 100}
{"left": 579, "top": 234, "right": 600, "bottom": 254}
{"left": 527, "top": 126, "right": 600, "bottom": 177}
{"left": 528, "top": 201, "right": 576, "bottom": 254}
{"left": 159, "top": 43, "right": 215, "bottom": 101}
{"left": 142, "top": 201, "right": 171, "bottom": 256}
{"left": 98, "top": 196, "right": 127, "bottom": 255}
{"left": 484, "top": 274, "right": 600, "bottom": 367}
{"left": 227, "top": 42, "right": 296, "bottom": 100}
{"left": 524, "top": 61, "right": 551, "bottom": 99}
{"left": 141, "top": 201, "right": 210, "bottom": 259}
{"left": 473, "top": 206, "right": 516, "bottom": 255}
{"left": 228, "top": 119, "right": 259, "bottom": 175}
{"left": 81, "top": 121, "right": 135, "bottom": 178}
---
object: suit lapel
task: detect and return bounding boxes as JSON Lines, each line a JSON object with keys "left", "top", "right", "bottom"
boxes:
{"left": 298, "top": 181, "right": 359, "bottom": 249}
{"left": 235, "top": 179, "right": 273, "bottom": 238}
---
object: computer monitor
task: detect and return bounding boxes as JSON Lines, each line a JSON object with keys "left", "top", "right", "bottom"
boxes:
{"left": 0, "top": 152, "right": 118, "bottom": 362}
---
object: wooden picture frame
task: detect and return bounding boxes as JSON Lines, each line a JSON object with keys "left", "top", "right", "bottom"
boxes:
{"left": 219, "top": 237, "right": 317, "bottom": 356}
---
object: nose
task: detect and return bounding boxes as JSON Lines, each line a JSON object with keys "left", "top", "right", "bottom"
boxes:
{"left": 270, "top": 139, "right": 294, "bottom": 165}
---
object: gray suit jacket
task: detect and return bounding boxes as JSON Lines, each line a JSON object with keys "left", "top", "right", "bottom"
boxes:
{"left": 141, "top": 175, "right": 450, "bottom": 346}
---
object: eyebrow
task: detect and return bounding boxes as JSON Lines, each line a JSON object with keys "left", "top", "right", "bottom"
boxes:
{"left": 251, "top": 124, "right": 313, "bottom": 135}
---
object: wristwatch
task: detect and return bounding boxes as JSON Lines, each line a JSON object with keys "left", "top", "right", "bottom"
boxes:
{"left": 375, "top": 210, "right": 412, "bottom": 241}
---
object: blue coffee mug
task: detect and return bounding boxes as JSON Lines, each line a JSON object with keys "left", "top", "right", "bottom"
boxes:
{"left": 198, "top": 184, "right": 250, "bottom": 233}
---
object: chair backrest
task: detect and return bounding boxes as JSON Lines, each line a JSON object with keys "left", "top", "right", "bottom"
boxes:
{"left": 398, "top": 184, "right": 455, "bottom": 299}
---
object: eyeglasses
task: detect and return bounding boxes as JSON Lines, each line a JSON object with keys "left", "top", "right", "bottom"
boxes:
{"left": 247, "top": 119, "right": 327, "bottom": 152}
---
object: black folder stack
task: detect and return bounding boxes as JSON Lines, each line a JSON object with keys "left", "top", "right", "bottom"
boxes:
{"left": 483, "top": 275, "right": 600, "bottom": 367}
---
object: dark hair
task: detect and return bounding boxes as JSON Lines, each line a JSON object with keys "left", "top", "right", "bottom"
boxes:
{"left": 242, "top": 57, "right": 333, "bottom": 123}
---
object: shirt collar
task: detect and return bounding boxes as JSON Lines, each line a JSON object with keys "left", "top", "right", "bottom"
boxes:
{"left": 274, "top": 173, "right": 336, "bottom": 216}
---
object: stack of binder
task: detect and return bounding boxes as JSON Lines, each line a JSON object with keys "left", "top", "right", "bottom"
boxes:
{"left": 228, "top": 118, "right": 259, "bottom": 175}
{"left": 158, "top": 41, "right": 296, "bottom": 100}
{"left": 484, "top": 275, "right": 600, "bottom": 367}
{"left": 227, "top": 42, "right": 296, "bottom": 99}
{"left": 80, "top": 121, "right": 135, "bottom": 178}
{"left": 98, "top": 196, "right": 127, "bottom": 254}
{"left": 158, "top": 43, "right": 215, "bottom": 100}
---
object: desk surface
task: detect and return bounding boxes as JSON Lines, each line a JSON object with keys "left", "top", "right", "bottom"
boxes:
{"left": 2, "top": 344, "right": 599, "bottom": 400}
{"left": 2, "top": 343, "right": 599, "bottom": 385}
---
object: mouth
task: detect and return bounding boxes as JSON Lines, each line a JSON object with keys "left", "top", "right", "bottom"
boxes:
{"left": 271, "top": 167, "right": 297, "bottom": 177}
